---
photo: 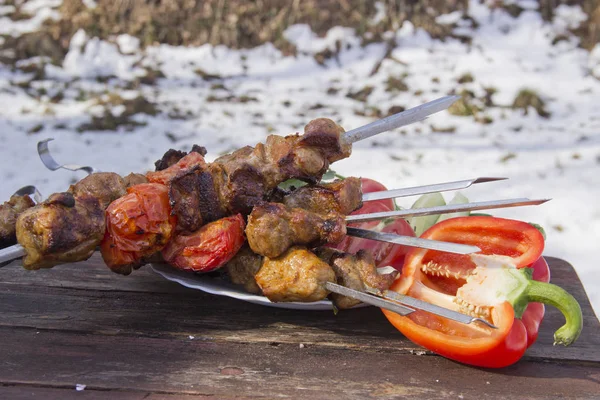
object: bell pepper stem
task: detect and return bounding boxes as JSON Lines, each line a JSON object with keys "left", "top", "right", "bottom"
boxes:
{"left": 525, "top": 280, "right": 583, "bottom": 346}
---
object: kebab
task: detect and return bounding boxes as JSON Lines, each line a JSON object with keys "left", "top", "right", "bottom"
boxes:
{"left": 1, "top": 96, "right": 464, "bottom": 271}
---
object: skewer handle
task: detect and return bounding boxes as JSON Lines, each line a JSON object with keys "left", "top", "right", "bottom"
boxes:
{"left": 38, "top": 139, "right": 97, "bottom": 174}
{"left": 342, "top": 95, "right": 460, "bottom": 144}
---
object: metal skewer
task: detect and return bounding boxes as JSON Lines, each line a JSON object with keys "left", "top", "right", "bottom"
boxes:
{"left": 325, "top": 283, "right": 497, "bottom": 329}
{"left": 0, "top": 244, "right": 25, "bottom": 267}
{"left": 342, "top": 95, "right": 460, "bottom": 144}
{"left": 361, "top": 177, "right": 506, "bottom": 202}
{"left": 38, "top": 139, "right": 97, "bottom": 174}
{"left": 365, "top": 287, "right": 497, "bottom": 329}
{"left": 347, "top": 198, "right": 550, "bottom": 223}
{"left": 326, "top": 282, "right": 415, "bottom": 316}
{"left": 346, "top": 228, "right": 480, "bottom": 254}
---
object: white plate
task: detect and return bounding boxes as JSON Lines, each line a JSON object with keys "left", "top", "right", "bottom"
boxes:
{"left": 150, "top": 263, "right": 337, "bottom": 310}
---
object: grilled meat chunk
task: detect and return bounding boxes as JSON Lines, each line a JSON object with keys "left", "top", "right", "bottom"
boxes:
{"left": 68, "top": 172, "right": 128, "bottom": 210}
{"left": 255, "top": 246, "right": 335, "bottom": 302}
{"left": 246, "top": 202, "right": 346, "bottom": 258}
{"left": 123, "top": 173, "right": 148, "bottom": 187}
{"left": 147, "top": 152, "right": 207, "bottom": 185}
{"left": 168, "top": 166, "right": 224, "bottom": 233}
{"left": 0, "top": 194, "right": 35, "bottom": 248}
{"left": 316, "top": 248, "right": 399, "bottom": 309}
{"left": 224, "top": 245, "right": 263, "bottom": 294}
{"left": 283, "top": 177, "right": 363, "bottom": 215}
{"left": 16, "top": 192, "right": 105, "bottom": 269}
{"left": 154, "top": 145, "right": 207, "bottom": 171}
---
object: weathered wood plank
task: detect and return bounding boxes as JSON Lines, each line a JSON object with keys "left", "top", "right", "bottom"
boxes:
{"left": 0, "top": 386, "right": 237, "bottom": 400}
{"left": 0, "top": 255, "right": 185, "bottom": 294}
{"left": 0, "top": 328, "right": 599, "bottom": 399}
{"left": 0, "top": 257, "right": 597, "bottom": 362}
{"left": 0, "top": 278, "right": 598, "bottom": 363}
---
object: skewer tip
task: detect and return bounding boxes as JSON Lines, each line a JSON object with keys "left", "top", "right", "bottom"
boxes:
{"left": 473, "top": 177, "right": 508, "bottom": 183}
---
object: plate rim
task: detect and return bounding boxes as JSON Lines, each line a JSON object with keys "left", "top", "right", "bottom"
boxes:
{"left": 150, "top": 263, "right": 341, "bottom": 310}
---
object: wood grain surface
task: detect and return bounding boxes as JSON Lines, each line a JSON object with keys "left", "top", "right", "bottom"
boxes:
{"left": 0, "top": 255, "right": 598, "bottom": 399}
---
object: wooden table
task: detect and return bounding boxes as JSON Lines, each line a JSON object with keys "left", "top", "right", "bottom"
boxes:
{"left": 0, "top": 255, "right": 598, "bottom": 399}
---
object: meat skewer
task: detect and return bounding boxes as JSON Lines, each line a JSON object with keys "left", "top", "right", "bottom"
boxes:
{"left": 245, "top": 198, "right": 548, "bottom": 259}
{"left": 0, "top": 95, "right": 466, "bottom": 269}
{"left": 0, "top": 187, "right": 548, "bottom": 267}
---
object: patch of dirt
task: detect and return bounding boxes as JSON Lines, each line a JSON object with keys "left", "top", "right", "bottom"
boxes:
{"left": 512, "top": 89, "right": 551, "bottom": 118}
{"left": 77, "top": 93, "right": 158, "bottom": 132}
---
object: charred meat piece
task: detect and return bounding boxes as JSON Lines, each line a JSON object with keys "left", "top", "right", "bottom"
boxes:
{"left": 246, "top": 202, "right": 346, "bottom": 258}
{"left": 283, "top": 177, "right": 363, "bottom": 215}
{"left": 147, "top": 152, "right": 207, "bottom": 185}
{"left": 224, "top": 245, "right": 263, "bottom": 295}
{"left": 154, "top": 145, "right": 207, "bottom": 171}
{"left": 316, "top": 248, "right": 399, "bottom": 309}
{"left": 0, "top": 194, "right": 35, "bottom": 248}
{"left": 68, "top": 172, "right": 128, "bottom": 210}
{"left": 16, "top": 192, "right": 105, "bottom": 270}
{"left": 168, "top": 166, "right": 224, "bottom": 233}
{"left": 255, "top": 246, "right": 335, "bottom": 302}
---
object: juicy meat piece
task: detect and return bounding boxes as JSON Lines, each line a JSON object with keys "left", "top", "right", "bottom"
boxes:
{"left": 154, "top": 145, "right": 208, "bottom": 171}
{"left": 168, "top": 166, "right": 224, "bottom": 232}
{"left": 283, "top": 177, "right": 363, "bottom": 215}
{"left": 147, "top": 152, "right": 207, "bottom": 185}
{"left": 0, "top": 194, "right": 35, "bottom": 248}
{"left": 123, "top": 173, "right": 148, "bottom": 187}
{"left": 224, "top": 245, "right": 263, "bottom": 294}
{"left": 255, "top": 246, "right": 335, "bottom": 302}
{"left": 316, "top": 248, "right": 399, "bottom": 309}
{"left": 246, "top": 202, "right": 346, "bottom": 258}
{"left": 68, "top": 172, "right": 127, "bottom": 210}
{"left": 16, "top": 192, "right": 105, "bottom": 270}
{"left": 210, "top": 118, "right": 350, "bottom": 216}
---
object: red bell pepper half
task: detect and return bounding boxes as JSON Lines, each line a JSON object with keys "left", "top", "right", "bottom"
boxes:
{"left": 382, "top": 216, "right": 583, "bottom": 368}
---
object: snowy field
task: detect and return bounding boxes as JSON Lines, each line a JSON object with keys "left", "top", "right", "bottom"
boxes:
{"left": 1, "top": 1, "right": 599, "bottom": 318}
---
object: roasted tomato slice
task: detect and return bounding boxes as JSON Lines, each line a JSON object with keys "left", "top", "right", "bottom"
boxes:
{"left": 162, "top": 214, "right": 246, "bottom": 273}
{"left": 101, "top": 183, "right": 176, "bottom": 274}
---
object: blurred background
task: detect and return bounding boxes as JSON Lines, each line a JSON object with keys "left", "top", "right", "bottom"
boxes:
{"left": 1, "top": 0, "right": 599, "bottom": 315}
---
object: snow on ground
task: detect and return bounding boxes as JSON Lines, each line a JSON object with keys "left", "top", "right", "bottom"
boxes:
{"left": 0, "top": 1, "right": 599, "bottom": 318}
